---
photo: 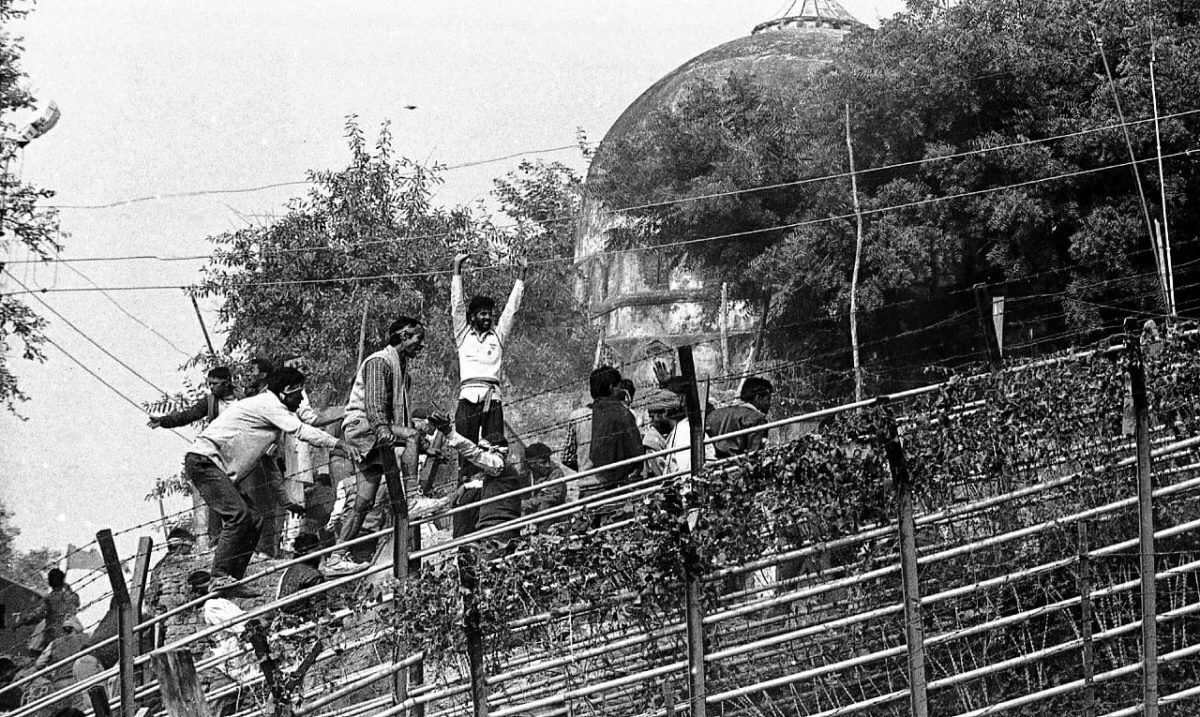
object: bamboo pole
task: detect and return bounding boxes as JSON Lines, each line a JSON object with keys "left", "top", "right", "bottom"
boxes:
{"left": 188, "top": 294, "right": 217, "bottom": 358}
{"left": 846, "top": 104, "right": 865, "bottom": 402}
{"left": 718, "top": 282, "right": 729, "bottom": 379}
{"left": 1125, "top": 319, "right": 1158, "bottom": 717}
{"left": 1150, "top": 47, "right": 1176, "bottom": 319}
{"left": 678, "top": 346, "right": 708, "bottom": 717}
{"left": 356, "top": 302, "right": 369, "bottom": 369}
{"left": 1078, "top": 522, "right": 1095, "bottom": 717}
{"left": 974, "top": 283, "right": 1002, "bottom": 368}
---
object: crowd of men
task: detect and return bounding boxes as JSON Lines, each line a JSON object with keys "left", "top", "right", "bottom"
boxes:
{"left": 0, "top": 253, "right": 778, "bottom": 714}
{"left": 138, "top": 252, "right": 774, "bottom": 621}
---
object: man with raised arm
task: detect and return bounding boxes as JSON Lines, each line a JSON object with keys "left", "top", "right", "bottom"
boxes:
{"left": 451, "top": 252, "right": 526, "bottom": 463}
{"left": 184, "top": 367, "right": 360, "bottom": 597}
{"left": 148, "top": 366, "right": 240, "bottom": 429}
{"left": 325, "top": 316, "right": 427, "bottom": 574}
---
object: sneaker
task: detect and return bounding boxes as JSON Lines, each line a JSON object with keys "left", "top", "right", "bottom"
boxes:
{"left": 324, "top": 552, "right": 370, "bottom": 575}
{"left": 209, "top": 575, "right": 261, "bottom": 599}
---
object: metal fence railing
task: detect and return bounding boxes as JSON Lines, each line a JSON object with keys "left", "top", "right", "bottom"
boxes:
{"left": 7, "top": 329, "right": 1200, "bottom": 717}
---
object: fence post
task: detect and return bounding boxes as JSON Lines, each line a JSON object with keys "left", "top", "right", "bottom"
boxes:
{"left": 459, "top": 546, "right": 490, "bottom": 717}
{"left": 678, "top": 346, "right": 708, "bottom": 717}
{"left": 96, "top": 529, "right": 137, "bottom": 717}
{"left": 88, "top": 686, "right": 113, "bottom": 717}
{"left": 129, "top": 536, "right": 153, "bottom": 682}
{"left": 1125, "top": 318, "right": 1158, "bottom": 717}
{"left": 880, "top": 412, "right": 929, "bottom": 717}
{"left": 1078, "top": 522, "right": 1095, "bottom": 717}
{"left": 152, "top": 652, "right": 213, "bottom": 717}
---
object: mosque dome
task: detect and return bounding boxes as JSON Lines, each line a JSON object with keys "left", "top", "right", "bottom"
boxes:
{"left": 575, "top": 1, "right": 863, "bottom": 384}
{"left": 589, "top": 0, "right": 863, "bottom": 180}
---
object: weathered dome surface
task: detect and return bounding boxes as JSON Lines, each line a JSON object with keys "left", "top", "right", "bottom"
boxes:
{"left": 589, "top": 1, "right": 862, "bottom": 180}
{"left": 573, "top": 2, "right": 864, "bottom": 384}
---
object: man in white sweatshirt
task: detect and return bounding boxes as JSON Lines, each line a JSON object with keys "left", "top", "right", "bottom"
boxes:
{"left": 184, "top": 367, "right": 361, "bottom": 597}
{"left": 450, "top": 252, "right": 526, "bottom": 475}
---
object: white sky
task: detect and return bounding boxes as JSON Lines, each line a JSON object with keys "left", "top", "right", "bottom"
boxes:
{"left": 0, "top": 0, "right": 906, "bottom": 559}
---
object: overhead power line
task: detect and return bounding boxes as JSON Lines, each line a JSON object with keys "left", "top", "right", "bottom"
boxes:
{"left": 47, "top": 143, "right": 585, "bottom": 211}
{"left": 10, "top": 106, "right": 1200, "bottom": 268}
{"left": 4, "top": 144, "right": 1194, "bottom": 297}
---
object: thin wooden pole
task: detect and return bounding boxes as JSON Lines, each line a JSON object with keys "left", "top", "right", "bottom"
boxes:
{"left": 356, "top": 303, "right": 369, "bottom": 369}
{"left": 188, "top": 294, "right": 217, "bottom": 358}
{"left": 1125, "top": 318, "right": 1158, "bottom": 717}
{"left": 96, "top": 529, "right": 137, "bottom": 717}
{"left": 1078, "top": 522, "right": 1096, "bottom": 717}
{"left": 678, "top": 346, "right": 707, "bottom": 717}
{"left": 719, "top": 282, "right": 730, "bottom": 379}
{"left": 845, "top": 103, "right": 865, "bottom": 403}
{"left": 973, "top": 283, "right": 1002, "bottom": 369}
{"left": 881, "top": 413, "right": 929, "bottom": 717}
{"left": 1150, "top": 47, "right": 1176, "bottom": 319}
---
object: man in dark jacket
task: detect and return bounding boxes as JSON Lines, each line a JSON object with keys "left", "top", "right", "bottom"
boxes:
{"left": 147, "top": 366, "right": 240, "bottom": 429}
{"left": 706, "top": 377, "right": 773, "bottom": 458}
{"left": 582, "top": 366, "right": 642, "bottom": 499}
{"left": 276, "top": 533, "right": 326, "bottom": 617}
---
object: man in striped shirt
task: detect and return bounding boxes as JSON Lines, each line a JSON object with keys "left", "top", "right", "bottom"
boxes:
{"left": 326, "top": 316, "right": 427, "bottom": 574}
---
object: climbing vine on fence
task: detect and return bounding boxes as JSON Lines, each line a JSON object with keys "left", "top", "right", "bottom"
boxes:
{"left": 350, "top": 331, "right": 1200, "bottom": 701}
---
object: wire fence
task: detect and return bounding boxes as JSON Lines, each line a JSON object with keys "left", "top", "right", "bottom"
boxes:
{"left": 7, "top": 326, "right": 1200, "bottom": 717}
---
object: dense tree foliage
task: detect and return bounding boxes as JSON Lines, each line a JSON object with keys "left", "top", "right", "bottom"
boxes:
{"left": 590, "top": 0, "right": 1200, "bottom": 390}
{"left": 195, "top": 120, "right": 590, "bottom": 408}
{"left": 0, "top": 499, "right": 61, "bottom": 587}
{"left": 0, "top": 1, "right": 64, "bottom": 412}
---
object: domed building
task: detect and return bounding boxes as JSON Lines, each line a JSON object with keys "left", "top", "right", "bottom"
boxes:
{"left": 576, "top": 0, "right": 863, "bottom": 385}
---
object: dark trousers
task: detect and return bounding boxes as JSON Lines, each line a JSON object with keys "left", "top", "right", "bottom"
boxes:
{"left": 337, "top": 443, "right": 407, "bottom": 547}
{"left": 185, "top": 453, "right": 263, "bottom": 580}
{"left": 456, "top": 398, "right": 504, "bottom": 478}
{"left": 452, "top": 487, "right": 481, "bottom": 538}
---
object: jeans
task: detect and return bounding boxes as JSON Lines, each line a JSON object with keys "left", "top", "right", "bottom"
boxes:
{"left": 185, "top": 453, "right": 263, "bottom": 580}
{"left": 456, "top": 398, "right": 505, "bottom": 478}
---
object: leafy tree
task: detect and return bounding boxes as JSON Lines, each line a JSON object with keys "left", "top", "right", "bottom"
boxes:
{"left": 195, "top": 121, "right": 590, "bottom": 410}
{"left": 590, "top": 0, "right": 1200, "bottom": 391}
{"left": 0, "top": 499, "right": 61, "bottom": 587}
{"left": 490, "top": 159, "right": 593, "bottom": 391}
{"left": 0, "top": 0, "right": 64, "bottom": 412}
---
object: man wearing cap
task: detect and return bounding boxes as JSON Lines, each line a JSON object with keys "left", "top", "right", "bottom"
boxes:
{"left": 145, "top": 527, "right": 204, "bottom": 644}
{"left": 326, "top": 316, "right": 426, "bottom": 574}
{"left": 642, "top": 390, "right": 681, "bottom": 477}
{"left": 184, "top": 367, "right": 361, "bottom": 597}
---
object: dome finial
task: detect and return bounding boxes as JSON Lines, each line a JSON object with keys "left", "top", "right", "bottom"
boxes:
{"left": 753, "top": 0, "right": 861, "bottom": 34}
